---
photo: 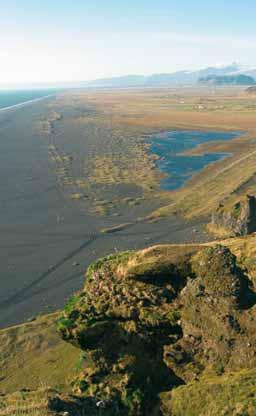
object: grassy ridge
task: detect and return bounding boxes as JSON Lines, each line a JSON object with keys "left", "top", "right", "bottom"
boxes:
{"left": 161, "top": 369, "right": 256, "bottom": 416}
{"left": 1, "top": 235, "right": 256, "bottom": 414}
{"left": 0, "top": 312, "right": 80, "bottom": 394}
{"left": 1, "top": 234, "right": 256, "bottom": 395}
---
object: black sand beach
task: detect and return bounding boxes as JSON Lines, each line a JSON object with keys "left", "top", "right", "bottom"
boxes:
{"left": 0, "top": 94, "right": 209, "bottom": 328}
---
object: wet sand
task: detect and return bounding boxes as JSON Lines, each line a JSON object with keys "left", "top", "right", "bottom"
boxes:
{"left": 0, "top": 94, "right": 209, "bottom": 328}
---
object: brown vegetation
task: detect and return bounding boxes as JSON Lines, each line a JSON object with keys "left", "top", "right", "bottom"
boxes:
{"left": 43, "top": 88, "right": 256, "bottom": 221}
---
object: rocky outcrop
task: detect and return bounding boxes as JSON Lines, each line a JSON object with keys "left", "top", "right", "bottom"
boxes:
{"left": 57, "top": 251, "right": 188, "bottom": 415}
{"left": 56, "top": 245, "right": 256, "bottom": 415}
{"left": 1, "top": 242, "right": 256, "bottom": 415}
{"left": 163, "top": 245, "right": 256, "bottom": 385}
{"left": 246, "top": 86, "right": 256, "bottom": 94}
{"left": 211, "top": 195, "right": 256, "bottom": 236}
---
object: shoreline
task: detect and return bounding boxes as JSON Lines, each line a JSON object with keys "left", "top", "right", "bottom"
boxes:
{"left": 0, "top": 93, "right": 56, "bottom": 113}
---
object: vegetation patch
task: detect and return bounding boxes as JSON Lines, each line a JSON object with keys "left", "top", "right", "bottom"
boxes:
{"left": 161, "top": 369, "right": 256, "bottom": 416}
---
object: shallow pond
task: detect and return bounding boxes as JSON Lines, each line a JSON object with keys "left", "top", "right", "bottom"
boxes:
{"left": 147, "top": 130, "right": 241, "bottom": 190}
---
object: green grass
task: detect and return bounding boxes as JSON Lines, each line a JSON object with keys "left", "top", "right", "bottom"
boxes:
{"left": 161, "top": 369, "right": 256, "bottom": 416}
{"left": 86, "top": 251, "right": 132, "bottom": 279}
{"left": 0, "top": 313, "right": 80, "bottom": 395}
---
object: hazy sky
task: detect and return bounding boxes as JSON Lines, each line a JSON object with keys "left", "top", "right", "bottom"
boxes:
{"left": 1, "top": 0, "right": 256, "bottom": 84}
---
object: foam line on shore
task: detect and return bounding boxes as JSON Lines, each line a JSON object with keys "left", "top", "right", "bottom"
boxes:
{"left": 0, "top": 94, "right": 55, "bottom": 113}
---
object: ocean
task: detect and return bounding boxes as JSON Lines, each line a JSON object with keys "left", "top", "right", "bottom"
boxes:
{"left": 0, "top": 89, "right": 58, "bottom": 110}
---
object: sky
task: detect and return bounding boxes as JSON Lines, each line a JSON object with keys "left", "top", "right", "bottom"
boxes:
{"left": 1, "top": 0, "right": 256, "bottom": 84}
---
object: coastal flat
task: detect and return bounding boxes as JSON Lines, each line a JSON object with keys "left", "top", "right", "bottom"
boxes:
{"left": 1, "top": 86, "right": 256, "bottom": 327}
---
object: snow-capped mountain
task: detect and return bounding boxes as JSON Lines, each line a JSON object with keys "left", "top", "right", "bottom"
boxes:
{"left": 86, "top": 63, "right": 256, "bottom": 88}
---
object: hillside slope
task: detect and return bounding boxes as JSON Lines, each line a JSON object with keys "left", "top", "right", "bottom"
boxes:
{"left": 1, "top": 235, "right": 256, "bottom": 414}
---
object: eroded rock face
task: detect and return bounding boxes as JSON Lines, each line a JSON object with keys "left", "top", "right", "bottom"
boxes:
{"left": 57, "top": 247, "right": 256, "bottom": 415}
{"left": 179, "top": 246, "right": 245, "bottom": 359}
{"left": 211, "top": 195, "right": 256, "bottom": 236}
{"left": 164, "top": 245, "right": 256, "bottom": 386}
{"left": 57, "top": 252, "right": 188, "bottom": 415}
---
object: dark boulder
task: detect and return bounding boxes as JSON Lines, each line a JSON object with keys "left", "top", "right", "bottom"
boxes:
{"left": 211, "top": 195, "right": 256, "bottom": 236}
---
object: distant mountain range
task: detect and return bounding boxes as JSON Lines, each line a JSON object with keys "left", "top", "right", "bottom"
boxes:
{"left": 85, "top": 63, "right": 256, "bottom": 88}
{"left": 198, "top": 74, "right": 255, "bottom": 86}
{"left": 2, "top": 63, "right": 256, "bottom": 90}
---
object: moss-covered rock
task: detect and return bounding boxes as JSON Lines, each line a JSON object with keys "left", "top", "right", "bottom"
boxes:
{"left": 3, "top": 241, "right": 256, "bottom": 415}
{"left": 163, "top": 245, "right": 256, "bottom": 384}
{"left": 211, "top": 195, "right": 256, "bottom": 236}
{"left": 56, "top": 245, "right": 256, "bottom": 415}
{"left": 57, "top": 251, "right": 190, "bottom": 415}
